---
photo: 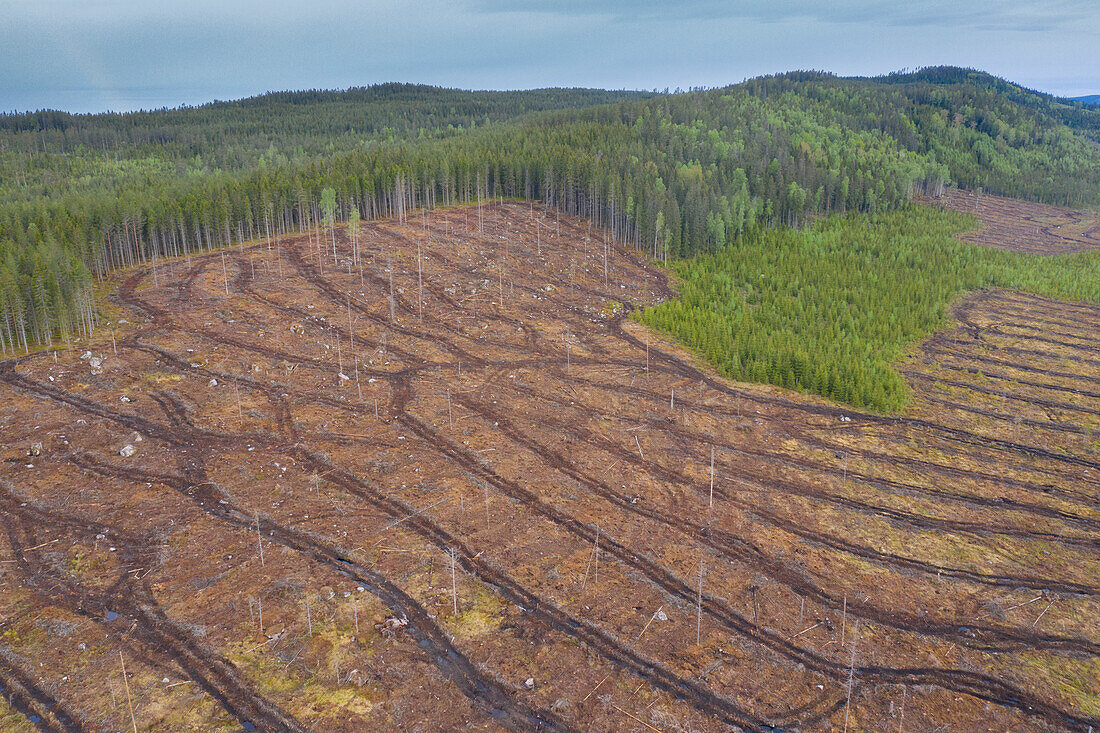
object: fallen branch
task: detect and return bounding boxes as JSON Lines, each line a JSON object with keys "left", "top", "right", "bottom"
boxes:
{"left": 1004, "top": 595, "right": 1042, "bottom": 612}
{"left": 788, "top": 622, "right": 822, "bottom": 641}
{"left": 611, "top": 704, "right": 663, "bottom": 732}
{"left": 635, "top": 605, "right": 664, "bottom": 642}
{"left": 582, "top": 673, "right": 611, "bottom": 702}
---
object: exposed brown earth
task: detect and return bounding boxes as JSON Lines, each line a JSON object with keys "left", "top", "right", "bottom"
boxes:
{"left": 918, "top": 188, "right": 1100, "bottom": 254}
{"left": 0, "top": 202, "right": 1096, "bottom": 731}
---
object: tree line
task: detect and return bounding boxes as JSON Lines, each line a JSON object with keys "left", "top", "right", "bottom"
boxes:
{"left": 636, "top": 205, "right": 1100, "bottom": 411}
{"left": 1, "top": 69, "right": 1098, "bottom": 357}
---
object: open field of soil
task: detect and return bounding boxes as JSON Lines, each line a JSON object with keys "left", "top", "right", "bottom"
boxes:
{"left": 0, "top": 202, "right": 1096, "bottom": 731}
{"left": 918, "top": 189, "right": 1100, "bottom": 254}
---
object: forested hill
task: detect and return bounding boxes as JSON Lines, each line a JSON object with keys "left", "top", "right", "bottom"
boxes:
{"left": 866, "top": 66, "right": 1100, "bottom": 142}
{"left": 2, "top": 67, "right": 1100, "bottom": 357}
{"left": 0, "top": 84, "right": 651, "bottom": 169}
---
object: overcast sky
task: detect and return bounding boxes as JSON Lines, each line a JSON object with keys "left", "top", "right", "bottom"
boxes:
{"left": 2, "top": 0, "right": 1098, "bottom": 113}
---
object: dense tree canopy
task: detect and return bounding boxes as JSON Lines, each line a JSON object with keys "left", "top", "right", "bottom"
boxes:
{"left": 636, "top": 205, "right": 1100, "bottom": 411}
{"left": 1, "top": 69, "right": 1098, "bottom": 365}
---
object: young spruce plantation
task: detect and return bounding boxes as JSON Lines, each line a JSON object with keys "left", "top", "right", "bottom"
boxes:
{"left": 2, "top": 67, "right": 1099, "bottom": 409}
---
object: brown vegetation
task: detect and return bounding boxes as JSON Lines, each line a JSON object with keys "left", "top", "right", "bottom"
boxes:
{"left": 919, "top": 188, "right": 1100, "bottom": 254}
{"left": 0, "top": 202, "right": 1096, "bottom": 731}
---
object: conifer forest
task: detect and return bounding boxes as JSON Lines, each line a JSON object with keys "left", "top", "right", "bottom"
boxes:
{"left": 1, "top": 60, "right": 1098, "bottom": 732}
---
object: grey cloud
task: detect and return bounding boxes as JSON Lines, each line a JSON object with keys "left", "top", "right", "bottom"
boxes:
{"left": 471, "top": 0, "right": 1097, "bottom": 31}
{"left": 0, "top": 0, "right": 1096, "bottom": 112}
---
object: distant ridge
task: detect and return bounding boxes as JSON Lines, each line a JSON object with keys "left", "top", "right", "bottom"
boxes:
{"left": 1072, "top": 94, "right": 1100, "bottom": 106}
{"left": 3, "top": 64, "right": 1100, "bottom": 357}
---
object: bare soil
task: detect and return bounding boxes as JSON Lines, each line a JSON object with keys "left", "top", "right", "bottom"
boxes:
{"left": 0, "top": 202, "right": 1096, "bottom": 732}
{"left": 918, "top": 188, "right": 1100, "bottom": 254}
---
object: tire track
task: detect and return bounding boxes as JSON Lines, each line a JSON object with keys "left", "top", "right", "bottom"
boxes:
{"left": 502, "top": 375, "right": 1100, "bottom": 534}
{"left": 7, "top": 202, "right": 1097, "bottom": 731}
{"left": 925, "top": 343, "right": 1100, "bottom": 389}
{"left": 916, "top": 359, "right": 1100, "bottom": 401}
{"left": 0, "top": 652, "right": 85, "bottom": 732}
{"left": 395, "top": 409, "right": 1098, "bottom": 731}
{"left": 450, "top": 390, "right": 1099, "bottom": 651}
{"left": 615, "top": 309, "right": 1100, "bottom": 472}
{"left": 903, "top": 370, "right": 1100, "bottom": 418}
{"left": 0, "top": 485, "right": 309, "bottom": 733}
{"left": 68, "top": 454, "right": 571, "bottom": 733}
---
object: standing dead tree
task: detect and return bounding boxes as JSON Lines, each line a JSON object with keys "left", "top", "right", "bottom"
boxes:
{"left": 451, "top": 548, "right": 459, "bottom": 616}
{"left": 119, "top": 650, "right": 138, "bottom": 733}
{"left": 844, "top": 621, "right": 861, "bottom": 732}
{"left": 388, "top": 253, "right": 396, "bottom": 324}
{"left": 321, "top": 187, "right": 338, "bottom": 265}
{"left": 582, "top": 524, "right": 600, "bottom": 591}
{"left": 709, "top": 446, "right": 715, "bottom": 509}
{"left": 697, "top": 559, "right": 704, "bottom": 645}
